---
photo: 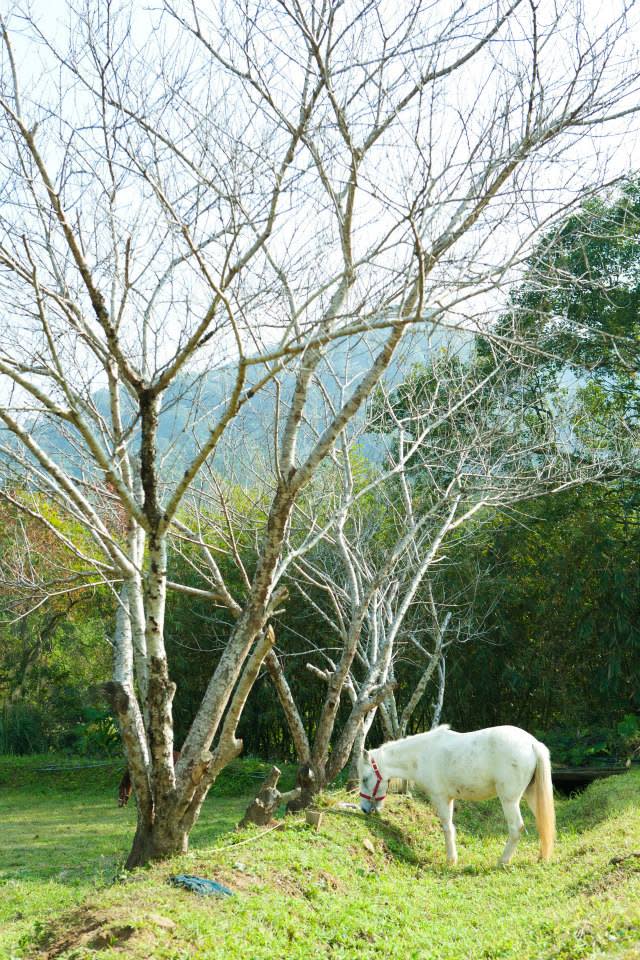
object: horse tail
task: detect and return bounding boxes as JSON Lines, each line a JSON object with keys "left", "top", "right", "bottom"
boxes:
{"left": 118, "top": 748, "right": 182, "bottom": 807}
{"left": 532, "top": 740, "right": 555, "bottom": 862}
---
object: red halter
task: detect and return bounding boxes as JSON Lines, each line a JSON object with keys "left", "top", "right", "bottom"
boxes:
{"left": 359, "top": 755, "right": 387, "bottom": 802}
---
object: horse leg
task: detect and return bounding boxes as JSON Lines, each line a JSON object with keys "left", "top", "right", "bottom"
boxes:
{"left": 433, "top": 797, "right": 457, "bottom": 865}
{"left": 524, "top": 781, "right": 537, "bottom": 819}
{"left": 118, "top": 768, "right": 132, "bottom": 807}
{"left": 498, "top": 795, "right": 525, "bottom": 865}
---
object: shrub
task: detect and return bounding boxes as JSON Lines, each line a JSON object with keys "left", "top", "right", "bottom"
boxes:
{"left": 0, "top": 702, "right": 48, "bottom": 755}
{"left": 538, "top": 716, "right": 640, "bottom": 766}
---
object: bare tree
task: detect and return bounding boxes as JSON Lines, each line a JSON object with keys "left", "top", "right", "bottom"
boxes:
{"left": 0, "top": 0, "right": 638, "bottom": 864}
{"left": 263, "top": 341, "right": 609, "bottom": 801}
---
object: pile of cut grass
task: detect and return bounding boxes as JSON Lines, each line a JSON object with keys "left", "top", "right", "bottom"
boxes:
{"left": 1, "top": 756, "right": 639, "bottom": 960}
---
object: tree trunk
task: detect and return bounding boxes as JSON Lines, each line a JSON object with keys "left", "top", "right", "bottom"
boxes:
{"left": 345, "top": 711, "right": 376, "bottom": 790}
{"left": 239, "top": 765, "right": 301, "bottom": 827}
{"left": 286, "top": 762, "right": 321, "bottom": 812}
{"left": 125, "top": 812, "right": 188, "bottom": 870}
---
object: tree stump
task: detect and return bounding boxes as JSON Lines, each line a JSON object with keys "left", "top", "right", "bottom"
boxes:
{"left": 238, "top": 766, "right": 301, "bottom": 828}
{"left": 305, "top": 808, "right": 323, "bottom": 830}
{"left": 286, "top": 762, "right": 317, "bottom": 812}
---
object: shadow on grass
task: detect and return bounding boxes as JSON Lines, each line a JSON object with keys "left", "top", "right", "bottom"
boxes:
{"left": 365, "top": 812, "right": 423, "bottom": 864}
{"left": 325, "top": 806, "right": 501, "bottom": 876}
{"left": 325, "top": 807, "right": 422, "bottom": 866}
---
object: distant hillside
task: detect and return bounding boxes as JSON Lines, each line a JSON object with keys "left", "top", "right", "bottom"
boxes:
{"left": 28, "top": 324, "right": 471, "bottom": 486}
{"left": 153, "top": 324, "right": 471, "bottom": 479}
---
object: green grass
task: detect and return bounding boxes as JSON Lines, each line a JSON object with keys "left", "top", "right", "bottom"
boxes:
{"left": 1, "top": 757, "right": 639, "bottom": 960}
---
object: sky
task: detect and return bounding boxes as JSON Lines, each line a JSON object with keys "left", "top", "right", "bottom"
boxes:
{"left": 1, "top": 0, "right": 639, "bottom": 412}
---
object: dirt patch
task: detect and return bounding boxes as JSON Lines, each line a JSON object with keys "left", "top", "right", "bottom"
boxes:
{"left": 316, "top": 869, "right": 345, "bottom": 892}
{"left": 213, "top": 866, "right": 261, "bottom": 893}
{"left": 270, "top": 870, "right": 309, "bottom": 898}
{"left": 86, "top": 924, "right": 136, "bottom": 950}
{"left": 175, "top": 858, "right": 262, "bottom": 894}
{"left": 185, "top": 850, "right": 316, "bottom": 899}
{"left": 580, "top": 858, "right": 640, "bottom": 898}
{"left": 34, "top": 909, "right": 172, "bottom": 959}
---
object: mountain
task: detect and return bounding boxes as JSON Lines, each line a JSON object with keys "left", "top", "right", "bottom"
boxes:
{"left": 24, "top": 324, "right": 471, "bottom": 486}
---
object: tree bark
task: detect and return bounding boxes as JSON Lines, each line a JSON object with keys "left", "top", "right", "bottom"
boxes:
{"left": 345, "top": 711, "right": 376, "bottom": 790}
{"left": 286, "top": 763, "right": 320, "bottom": 812}
{"left": 239, "top": 765, "right": 301, "bottom": 827}
{"left": 125, "top": 811, "right": 188, "bottom": 870}
{"left": 265, "top": 650, "right": 311, "bottom": 762}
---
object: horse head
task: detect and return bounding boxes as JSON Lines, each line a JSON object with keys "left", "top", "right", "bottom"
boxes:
{"left": 358, "top": 749, "right": 388, "bottom": 815}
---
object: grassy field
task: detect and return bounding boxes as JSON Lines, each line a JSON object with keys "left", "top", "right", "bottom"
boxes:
{"left": 0, "top": 756, "right": 639, "bottom": 960}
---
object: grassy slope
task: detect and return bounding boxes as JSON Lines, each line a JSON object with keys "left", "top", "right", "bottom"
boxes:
{"left": 0, "top": 758, "right": 639, "bottom": 960}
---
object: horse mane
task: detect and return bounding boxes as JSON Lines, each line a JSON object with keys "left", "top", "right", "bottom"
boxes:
{"left": 380, "top": 725, "right": 452, "bottom": 751}
{"left": 407, "top": 724, "right": 452, "bottom": 740}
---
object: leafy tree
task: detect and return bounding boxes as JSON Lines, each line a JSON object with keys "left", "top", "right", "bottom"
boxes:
{"left": 446, "top": 484, "right": 640, "bottom": 734}
{"left": 0, "top": 500, "right": 113, "bottom": 753}
{"left": 483, "top": 181, "right": 640, "bottom": 446}
{"left": 446, "top": 187, "right": 640, "bottom": 739}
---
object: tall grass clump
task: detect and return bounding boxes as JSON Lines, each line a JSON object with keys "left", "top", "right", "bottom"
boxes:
{"left": 0, "top": 701, "right": 48, "bottom": 754}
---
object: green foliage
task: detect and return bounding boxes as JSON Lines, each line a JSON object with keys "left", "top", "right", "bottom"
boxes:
{"left": 0, "top": 495, "right": 116, "bottom": 756}
{"left": 514, "top": 181, "right": 640, "bottom": 378}
{"left": 537, "top": 718, "right": 639, "bottom": 767}
{"left": 617, "top": 713, "right": 640, "bottom": 741}
{"left": 480, "top": 180, "right": 640, "bottom": 450}
{"left": 452, "top": 183, "right": 640, "bottom": 736}
{"left": 68, "top": 707, "right": 121, "bottom": 757}
{"left": 0, "top": 698, "right": 121, "bottom": 757}
{"left": 446, "top": 484, "right": 640, "bottom": 735}
{"left": 0, "top": 702, "right": 48, "bottom": 754}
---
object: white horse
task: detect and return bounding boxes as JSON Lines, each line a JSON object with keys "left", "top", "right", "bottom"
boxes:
{"left": 358, "top": 725, "right": 555, "bottom": 865}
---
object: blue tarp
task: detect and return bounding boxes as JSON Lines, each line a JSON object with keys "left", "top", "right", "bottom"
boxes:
{"left": 169, "top": 874, "right": 234, "bottom": 897}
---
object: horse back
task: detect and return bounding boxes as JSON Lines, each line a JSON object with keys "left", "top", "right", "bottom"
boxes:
{"left": 416, "top": 725, "right": 538, "bottom": 801}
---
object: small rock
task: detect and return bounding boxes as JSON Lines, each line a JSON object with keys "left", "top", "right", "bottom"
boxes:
{"left": 234, "top": 861, "right": 247, "bottom": 872}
